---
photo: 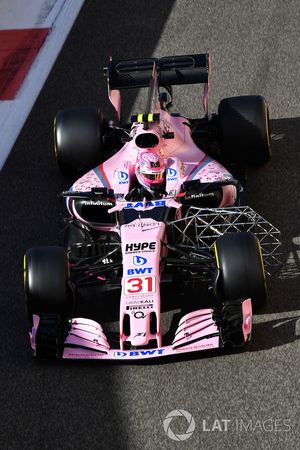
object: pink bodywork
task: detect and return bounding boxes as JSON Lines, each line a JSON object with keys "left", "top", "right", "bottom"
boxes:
{"left": 71, "top": 109, "right": 236, "bottom": 205}
{"left": 61, "top": 199, "right": 252, "bottom": 360}
{"left": 52, "top": 105, "right": 250, "bottom": 360}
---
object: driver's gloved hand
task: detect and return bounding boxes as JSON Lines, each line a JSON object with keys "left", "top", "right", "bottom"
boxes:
{"left": 125, "top": 187, "right": 140, "bottom": 201}
{"left": 125, "top": 187, "right": 166, "bottom": 201}
{"left": 125, "top": 187, "right": 154, "bottom": 201}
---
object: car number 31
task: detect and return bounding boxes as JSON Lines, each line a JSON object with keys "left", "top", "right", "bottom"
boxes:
{"left": 124, "top": 276, "right": 156, "bottom": 294}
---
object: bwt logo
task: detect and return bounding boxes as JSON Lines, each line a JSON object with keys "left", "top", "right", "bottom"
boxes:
{"left": 114, "top": 349, "right": 165, "bottom": 357}
{"left": 125, "top": 242, "right": 156, "bottom": 253}
{"left": 118, "top": 171, "right": 129, "bottom": 184}
{"left": 133, "top": 256, "right": 147, "bottom": 266}
{"left": 127, "top": 267, "right": 153, "bottom": 275}
{"left": 168, "top": 168, "right": 177, "bottom": 177}
{"left": 167, "top": 168, "right": 177, "bottom": 181}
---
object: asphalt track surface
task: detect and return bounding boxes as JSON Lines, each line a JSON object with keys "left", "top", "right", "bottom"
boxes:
{"left": 0, "top": 1, "right": 299, "bottom": 448}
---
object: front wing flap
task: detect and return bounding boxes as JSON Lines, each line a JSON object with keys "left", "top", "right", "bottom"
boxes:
{"left": 60, "top": 300, "right": 251, "bottom": 360}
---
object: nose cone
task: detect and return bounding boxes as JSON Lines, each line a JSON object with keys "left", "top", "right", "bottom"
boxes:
{"left": 129, "top": 312, "right": 150, "bottom": 346}
{"left": 130, "top": 332, "right": 149, "bottom": 347}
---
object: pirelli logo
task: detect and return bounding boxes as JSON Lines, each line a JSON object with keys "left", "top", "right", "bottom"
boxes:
{"left": 131, "top": 113, "right": 160, "bottom": 123}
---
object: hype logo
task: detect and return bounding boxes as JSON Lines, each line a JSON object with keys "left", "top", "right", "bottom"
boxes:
{"left": 133, "top": 256, "right": 147, "bottom": 266}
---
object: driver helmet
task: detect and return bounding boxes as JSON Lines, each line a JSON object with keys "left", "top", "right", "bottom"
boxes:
{"left": 136, "top": 150, "right": 166, "bottom": 191}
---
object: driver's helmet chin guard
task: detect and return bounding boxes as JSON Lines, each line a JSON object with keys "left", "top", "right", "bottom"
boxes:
{"left": 136, "top": 150, "right": 166, "bottom": 192}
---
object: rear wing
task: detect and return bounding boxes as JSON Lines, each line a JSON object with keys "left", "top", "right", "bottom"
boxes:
{"left": 104, "top": 53, "right": 210, "bottom": 121}
{"left": 104, "top": 53, "right": 209, "bottom": 90}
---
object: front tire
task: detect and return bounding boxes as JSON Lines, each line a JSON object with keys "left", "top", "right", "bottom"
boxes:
{"left": 214, "top": 232, "right": 267, "bottom": 310}
{"left": 24, "top": 247, "right": 72, "bottom": 360}
{"left": 24, "top": 246, "right": 72, "bottom": 318}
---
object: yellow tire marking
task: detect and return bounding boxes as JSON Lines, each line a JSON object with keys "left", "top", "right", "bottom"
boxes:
{"left": 214, "top": 241, "right": 220, "bottom": 269}
{"left": 137, "top": 114, "right": 143, "bottom": 123}
{"left": 148, "top": 113, "right": 154, "bottom": 122}
{"left": 257, "top": 238, "right": 268, "bottom": 303}
{"left": 23, "top": 254, "right": 27, "bottom": 286}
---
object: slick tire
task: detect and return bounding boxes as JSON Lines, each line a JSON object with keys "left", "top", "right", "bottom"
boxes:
{"left": 54, "top": 107, "right": 105, "bottom": 175}
{"left": 218, "top": 95, "right": 271, "bottom": 165}
{"left": 24, "top": 246, "right": 72, "bottom": 318}
{"left": 214, "top": 232, "right": 267, "bottom": 310}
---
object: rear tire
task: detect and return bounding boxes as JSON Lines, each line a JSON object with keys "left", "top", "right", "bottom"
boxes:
{"left": 54, "top": 107, "right": 104, "bottom": 175}
{"left": 218, "top": 95, "right": 271, "bottom": 165}
{"left": 214, "top": 232, "right": 267, "bottom": 310}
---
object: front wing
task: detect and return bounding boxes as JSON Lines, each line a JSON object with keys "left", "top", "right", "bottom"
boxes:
{"left": 31, "top": 300, "right": 252, "bottom": 360}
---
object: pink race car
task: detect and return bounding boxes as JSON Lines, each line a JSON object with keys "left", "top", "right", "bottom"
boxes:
{"left": 24, "top": 54, "right": 281, "bottom": 360}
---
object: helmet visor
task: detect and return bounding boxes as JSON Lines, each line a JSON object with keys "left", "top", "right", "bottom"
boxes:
{"left": 142, "top": 172, "right": 165, "bottom": 182}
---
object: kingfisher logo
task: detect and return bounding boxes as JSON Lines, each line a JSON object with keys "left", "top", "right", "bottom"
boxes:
{"left": 114, "top": 349, "right": 165, "bottom": 358}
{"left": 118, "top": 171, "right": 129, "bottom": 184}
{"left": 167, "top": 168, "right": 177, "bottom": 181}
{"left": 133, "top": 256, "right": 147, "bottom": 266}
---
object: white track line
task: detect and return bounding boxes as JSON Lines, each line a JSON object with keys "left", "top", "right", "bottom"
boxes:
{"left": 0, "top": 0, "right": 57, "bottom": 29}
{"left": 0, "top": 0, "right": 84, "bottom": 169}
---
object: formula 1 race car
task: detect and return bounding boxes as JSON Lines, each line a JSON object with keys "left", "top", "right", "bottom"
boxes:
{"left": 24, "top": 53, "right": 281, "bottom": 360}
